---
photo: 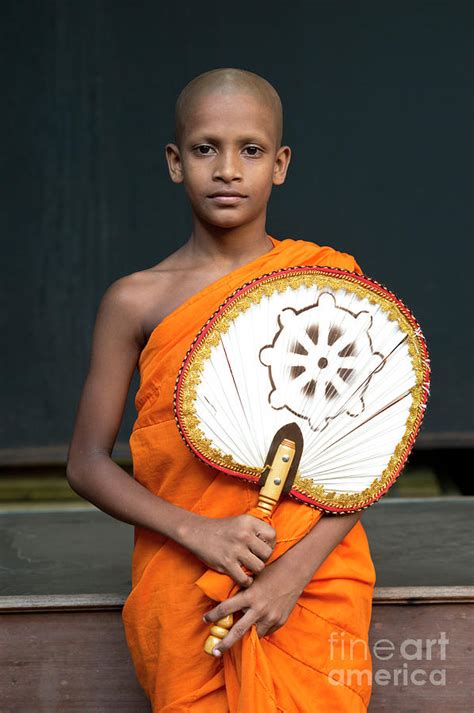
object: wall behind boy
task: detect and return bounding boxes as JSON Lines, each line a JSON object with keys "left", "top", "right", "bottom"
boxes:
{"left": 1, "top": 1, "right": 472, "bottom": 453}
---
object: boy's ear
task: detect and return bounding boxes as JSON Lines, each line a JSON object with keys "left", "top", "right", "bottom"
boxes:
{"left": 272, "top": 145, "right": 292, "bottom": 186}
{"left": 165, "top": 143, "right": 184, "bottom": 184}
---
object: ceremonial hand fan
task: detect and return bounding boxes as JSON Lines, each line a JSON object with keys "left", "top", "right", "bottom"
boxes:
{"left": 173, "top": 265, "right": 430, "bottom": 652}
{"left": 174, "top": 265, "right": 429, "bottom": 511}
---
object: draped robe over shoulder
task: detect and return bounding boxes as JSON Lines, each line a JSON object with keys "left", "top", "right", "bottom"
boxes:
{"left": 122, "top": 236, "right": 377, "bottom": 712}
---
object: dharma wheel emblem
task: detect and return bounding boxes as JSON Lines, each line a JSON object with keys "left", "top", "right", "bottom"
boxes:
{"left": 259, "top": 292, "right": 384, "bottom": 431}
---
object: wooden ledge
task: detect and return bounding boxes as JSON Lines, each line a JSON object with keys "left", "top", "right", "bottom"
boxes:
{"left": 372, "top": 585, "right": 474, "bottom": 604}
{"left": 1, "top": 586, "right": 473, "bottom": 613}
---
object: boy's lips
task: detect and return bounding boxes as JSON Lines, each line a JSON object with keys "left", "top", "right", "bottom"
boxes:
{"left": 209, "top": 196, "right": 245, "bottom": 205}
{"left": 208, "top": 189, "right": 246, "bottom": 196}
{"left": 208, "top": 191, "right": 247, "bottom": 205}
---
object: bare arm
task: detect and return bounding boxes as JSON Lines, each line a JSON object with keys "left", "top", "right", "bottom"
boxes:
{"left": 274, "top": 510, "right": 363, "bottom": 586}
{"left": 66, "top": 276, "right": 193, "bottom": 538}
{"left": 66, "top": 276, "right": 275, "bottom": 585}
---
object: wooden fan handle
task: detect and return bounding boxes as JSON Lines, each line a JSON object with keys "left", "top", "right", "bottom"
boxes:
{"left": 204, "top": 438, "right": 296, "bottom": 655}
{"left": 255, "top": 438, "right": 296, "bottom": 515}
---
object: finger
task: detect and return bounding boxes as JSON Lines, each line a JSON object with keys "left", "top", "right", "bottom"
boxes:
{"left": 245, "top": 515, "right": 276, "bottom": 544}
{"left": 265, "top": 625, "right": 280, "bottom": 637}
{"left": 228, "top": 562, "right": 253, "bottom": 588}
{"left": 257, "top": 621, "right": 280, "bottom": 638}
{"left": 256, "top": 619, "right": 273, "bottom": 638}
{"left": 238, "top": 551, "right": 265, "bottom": 576}
{"left": 255, "top": 523, "right": 276, "bottom": 548}
{"left": 248, "top": 537, "right": 273, "bottom": 562}
{"left": 211, "top": 610, "right": 256, "bottom": 655}
{"left": 203, "top": 592, "right": 248, "bottom": 624}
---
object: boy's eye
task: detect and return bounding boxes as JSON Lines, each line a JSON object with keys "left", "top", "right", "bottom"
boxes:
{"left": 193, "top": 145, "right": 262, "bottom": 156}
{"left": 195, "top": 145, "right": 215, "bottom": 155}
{"left": 244, "top": 146, "right": 262, "bottom": 156}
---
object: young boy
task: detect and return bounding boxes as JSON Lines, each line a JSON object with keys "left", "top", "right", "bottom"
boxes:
{"left": 67, "top": 68, "right": 376, "bottom": 712}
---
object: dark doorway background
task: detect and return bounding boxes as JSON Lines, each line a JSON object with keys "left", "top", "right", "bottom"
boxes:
{"left": 1, "top": 1, "right": 472, "bottom": 464}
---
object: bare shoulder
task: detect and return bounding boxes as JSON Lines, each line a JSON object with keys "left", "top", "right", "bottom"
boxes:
{"left": 102, "top": 245, "right": 195, "bottom": 345}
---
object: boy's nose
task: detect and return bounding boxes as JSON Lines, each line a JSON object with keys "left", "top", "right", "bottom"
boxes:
{"left": 212, "top": 151, "right": 243, "bottom": 181}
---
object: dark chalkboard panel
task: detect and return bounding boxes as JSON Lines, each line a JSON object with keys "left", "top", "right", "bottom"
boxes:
{"left": 1, "top": 498, "right": 472, "bottom": 596}
{"left": 1, "top": 1, "right": 472, "bottom": 452}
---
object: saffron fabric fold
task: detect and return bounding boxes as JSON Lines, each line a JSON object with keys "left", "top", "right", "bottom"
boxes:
{"left": 122, "top": 236, "right": 377, "bottom": 712}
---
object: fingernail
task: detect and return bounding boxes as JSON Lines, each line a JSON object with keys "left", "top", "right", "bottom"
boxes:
{"left": 212, "top": 648, "right": 221, "bottom": 657}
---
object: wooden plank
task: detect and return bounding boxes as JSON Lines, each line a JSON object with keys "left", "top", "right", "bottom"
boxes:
{"left": 371, "top": 586, "right": 474, "bottom": 604}
{"left": 368, "top": 602, "right": 473, "bottom": 711}
{"left": 0, "top": 594, "right": 125, "bottom": 613}
{"left": 0, "top": 596, "right": 471, "bottom": 712}
{"left": 1, "top": 587, "right": 473, "bottom": 613}
{"left": 0, "top": 610, "right": 151, "bottom": 712}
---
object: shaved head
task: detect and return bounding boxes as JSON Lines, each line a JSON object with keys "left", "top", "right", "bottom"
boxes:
{"left": 174, "top": 67, "right": 283, "bottom": 150}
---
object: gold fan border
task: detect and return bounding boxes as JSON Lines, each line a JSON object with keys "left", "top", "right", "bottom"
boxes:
{"left": 175, "top": 268, "right": 429, "bottom": 511}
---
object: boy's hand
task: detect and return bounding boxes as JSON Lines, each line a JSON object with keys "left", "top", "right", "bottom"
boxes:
{"left": 202, "top": 556, "right": 306, "bottom": 655}
{"left": 179, "top": 513, "right": 276, "bottom": 588}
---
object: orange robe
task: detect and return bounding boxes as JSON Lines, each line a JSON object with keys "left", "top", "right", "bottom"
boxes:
{"left": 122, "top": 236, "right": 376, "bottom": 712}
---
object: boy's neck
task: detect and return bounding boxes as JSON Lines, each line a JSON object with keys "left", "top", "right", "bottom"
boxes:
{"left": 184, "top": 220, "right": 274, "bottom": 266}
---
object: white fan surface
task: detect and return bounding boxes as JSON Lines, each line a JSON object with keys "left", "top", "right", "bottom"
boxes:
{"left": 192, "top": 282, "right": 421, "bottom": 497}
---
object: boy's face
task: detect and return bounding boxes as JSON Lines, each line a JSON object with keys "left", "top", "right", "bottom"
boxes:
{"left": 166, "top": 92, "right": 291, "bottom": 230}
